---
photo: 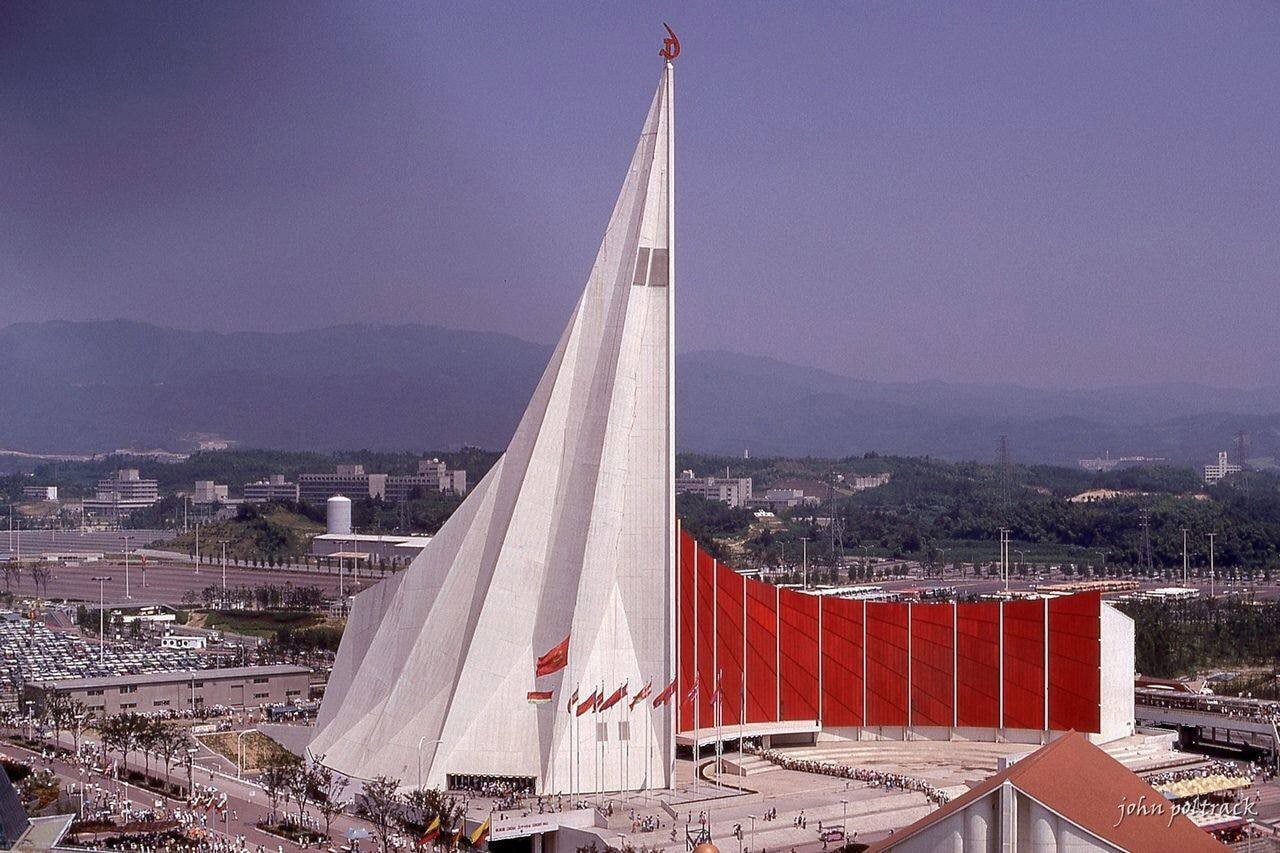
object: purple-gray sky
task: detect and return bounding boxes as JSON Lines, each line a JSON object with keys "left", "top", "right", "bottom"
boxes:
{"left": 3, "top": 2, "right": 1278, "bottom": 388}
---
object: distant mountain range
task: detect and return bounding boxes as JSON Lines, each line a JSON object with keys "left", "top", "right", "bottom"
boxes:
{"left": 2, "top": 320, "right": 1277, "bottom": 467}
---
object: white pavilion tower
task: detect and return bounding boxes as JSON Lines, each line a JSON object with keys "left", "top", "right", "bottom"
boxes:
{"left": 309, "top": 58, "right": 677, "bottom": 795}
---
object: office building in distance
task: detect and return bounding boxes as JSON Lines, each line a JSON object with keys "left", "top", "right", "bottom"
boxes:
{"left": 192, "top": 480, "right": 229, "bottom": 504}
{"left": 298, "top": 465, "right": 387, "bottom": 505}
{"left": 81, "top": 468, "right": 160, "bottom": 517}
{"left": 675, "top": 470, "right": 752, "bottom": 507}
{"left": 1204, "top": 451, "right": 1243, "bottom": 483}
{"left": 242, "top": 474, "right": 300, "bottom": 503}
{"left": 20, "top": 486, "right": 57, "bottom": 502}
{"left": 383, "top": 457, "right": 468, "bottom": 502}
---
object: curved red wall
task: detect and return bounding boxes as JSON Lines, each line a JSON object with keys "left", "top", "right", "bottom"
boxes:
{"left": 676, "top": 528, "right": 1102, "bottom": 734}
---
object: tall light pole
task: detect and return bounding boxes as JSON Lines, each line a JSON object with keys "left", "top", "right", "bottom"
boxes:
{"left": 91, "top": 576, "right": 111, "bottom": 664}
{"left": 194, "top": 523, "right": 200, "bottom": 574}
{"left": 1181, "top": 527, "right": 1189, "bottom": 586}
{"left": 416, "top": 736, "right": 443, "bottom": 790}
{"left": 119, "top": 535, "right": 134, "bottom": 599}
{"left": 800, "top": 537, "right": 809, "bottom": 589}
{"left": 220, "top": 541, "right": 228, "bottom": 607}
{"left": 1207, "top": 533, "right": 1217, "bottom": 597}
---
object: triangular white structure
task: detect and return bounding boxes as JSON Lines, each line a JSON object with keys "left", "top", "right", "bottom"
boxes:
{"left": 310, "top": 61, "right": 676, "bottom": 794}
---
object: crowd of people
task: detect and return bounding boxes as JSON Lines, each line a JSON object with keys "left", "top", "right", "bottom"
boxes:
{"left": 1146, "top": 759, "right": 1255, "bottom": 790}
{"left": 750, "top": 747, "right": 952, "bottom": 806}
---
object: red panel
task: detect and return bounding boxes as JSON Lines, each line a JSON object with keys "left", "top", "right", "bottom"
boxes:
{"left": 955, "top": 602, "right": 1001, "bottom": 728}
{"left": 865, "top": 602, "right": 909, "bottom": 726}
{"left": 820, "top": 597, "right": 863, "bottom": 727}
{"left": 1002, "top": 599, "right": 1046, "bottom": 730}
{"left": 910, "top": 604, "right": 954, "bottom": 727}
{"left": 778, "top": 589, "right": 819, "bottom": 721}
{"left": 744, "top": 579, "right": 778, "bottom": 723}
{"left": 715, "top": 563, "right": 745, "bottom": 727}
{"left": 678, "top": 529, "right": 695, "bottom": 732}
{"left": 1048, "top": 592, "right": 1101, "bottom": 732}
{"left": 695, "top": 547, "right": 717, "bottom": 726}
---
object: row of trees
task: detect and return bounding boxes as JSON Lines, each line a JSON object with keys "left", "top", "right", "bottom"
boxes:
{"left": 1118, "top": 596, "right": 1280, "bottom": 678}
{"left": 258, "top": 756, "right": 466, "bottom": 852}
{"left": 12, "top": 702, "right": 195, "bottom": 792}
{"left": 179, "top": 583, "right": 326, "bottom": 611}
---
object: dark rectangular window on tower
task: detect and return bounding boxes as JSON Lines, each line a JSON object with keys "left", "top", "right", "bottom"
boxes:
{"left": 632, "top": 247, "right": 651, "bottom": 286}
{"left": 648, "top": 249, "right": 669, "bottom": 287}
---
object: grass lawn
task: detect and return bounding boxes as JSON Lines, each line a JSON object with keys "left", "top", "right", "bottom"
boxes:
{"left": 199, "top": 730, "right": 295, "bottom": 772}
{"left": 198, "top": 609, "right": 326, "bottom": 638}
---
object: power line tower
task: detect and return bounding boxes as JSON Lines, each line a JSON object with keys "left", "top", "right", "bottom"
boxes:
{"left": 1138, "top": 507, "right": 1155, "bottom": 577}
{"left": 1236, "top": 430, "right": 1251, "bottom": 493}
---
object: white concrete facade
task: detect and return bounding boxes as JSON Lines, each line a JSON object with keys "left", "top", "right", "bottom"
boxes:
{"left": 310, "top": 63, "right": 677, "bottom": 794}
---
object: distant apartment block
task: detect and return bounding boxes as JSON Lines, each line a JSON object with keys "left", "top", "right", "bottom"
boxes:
{"left": 21, "top": 486, "right": 57, "bottom": 502}
{"left": 384, "top": 458, "right": 468, "bottom": 503}
{"left": 1204, "top": 451, "right": 1243, "bottom": 484}
{"left": 298, "top": 465, "right": 387, "bottom": 505}
{"left": 243, "top": 474, "right": 300, "bottom": 504}
{"left": 192, "top": 480, "right": 229, "bottom": 505}
{"left": 675, "top": 470, "right": 753, "bottom": 508}
{"left": 82, "top": 469, "right": 160, "bottom": 517}
{"left": 849, "top": 473, "right": 891, "bottom": 491}
{"left": 1078, "top": 453, "right": 1166, "bottom": 472}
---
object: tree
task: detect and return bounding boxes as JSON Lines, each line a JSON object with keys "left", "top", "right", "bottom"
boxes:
{"left": 287, "top": 759, "right": 314, "bottom": 830}
{"left": 136, "top": 717, "right": 162, "bottom": 780}
{"left": 156, "top": 724, "right": 188, "bottom": 787}
{"left": 310, "top": 757, "right": 348, "bottom": 842}
{"left": 401, "top": 786, "right": 464, "bottom": 852}
{"left": 260, "top": 753, "right": 298, "bottom": 825}
{"left": 361, "top": 775, "right": 403, "bottom": 853}
{"left": 100, "top": 713, "right": 144, "bottom": 779}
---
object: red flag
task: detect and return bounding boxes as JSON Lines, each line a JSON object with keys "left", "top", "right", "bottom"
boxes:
{"left": 629, "top": 681, "right": 653, "bottom": 710}
{"left": 566, "top": 686, "right": 579, "bottom": 713}
{"left": 576, "top": 690, "right": 599, "bottom": 716}
{"left": 526, "top": 690, "right": 553, "bottom": 705}
{"left": 598, "top": 683, "right": 628, "bottom": 712}
{"left": 420, "top": 816, "right": 441, "bottom": 845}
{"left": 683, "top": 679, "right": 700, "bottom": 706}
{"left": 535, "top": 635, "right": 571, "bottom": 677}
{"left": 651, "top": 678, "right": 677, "bottom": 707}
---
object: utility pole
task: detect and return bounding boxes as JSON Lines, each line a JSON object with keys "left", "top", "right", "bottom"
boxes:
{"left": 194, "top": 523, "right": 200, "bottom": 574}
{"left": 220, "top": 541, "right": 227, "bottom": 607}
{"left": 91, "top": 576, "right": 111, "bottom": 664}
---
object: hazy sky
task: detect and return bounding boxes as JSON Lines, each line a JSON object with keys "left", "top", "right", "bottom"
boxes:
{"left": 4, "top": 2, "right": 1278, "bottom": 388}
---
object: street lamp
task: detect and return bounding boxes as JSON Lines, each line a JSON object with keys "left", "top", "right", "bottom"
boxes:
{"left": 220, "top": 541, "right": 228, "bottom": 607}
{"left": 840, "top": 799, "right": 848, "bottom": 837}
{"left": 91, "top": 576, "right": 112, "bottom": 664}
{"left": 417, "top": 736, "right": 444, "bottom": 790}
{"left": 747, "top": 814, "right": 756, "bottom": 853}
{"left": 236, "top": 728, "right": 259, "bottom": 778}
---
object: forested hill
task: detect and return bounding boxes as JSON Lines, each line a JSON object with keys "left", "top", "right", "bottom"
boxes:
{"left": 4, "top": 319, "right": 1280, "bottom": 466}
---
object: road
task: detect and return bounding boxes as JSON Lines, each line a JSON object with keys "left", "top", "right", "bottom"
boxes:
{"left": 0, "top": 737, "right": 371, "bottom": 849}
{"left": 37, "top": 560, "right": 383, "bottom": 606}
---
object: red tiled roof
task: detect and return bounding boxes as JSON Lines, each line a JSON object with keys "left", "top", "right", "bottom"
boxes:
{"left": 871, "top": 731, "right": 1227, "bottom": 852}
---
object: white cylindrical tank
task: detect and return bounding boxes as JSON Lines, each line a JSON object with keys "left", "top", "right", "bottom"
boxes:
{"left": 327, "top": 495, "right": 353, "bottom": 536}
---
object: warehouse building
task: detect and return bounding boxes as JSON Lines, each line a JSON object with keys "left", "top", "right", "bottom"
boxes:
{"left": 23, "top": 664, "right": 311, "bottom": 716}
